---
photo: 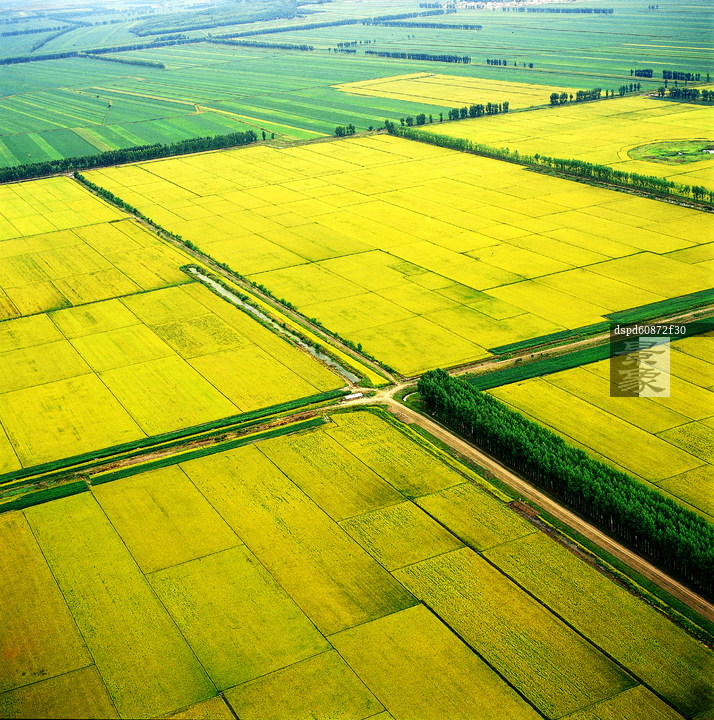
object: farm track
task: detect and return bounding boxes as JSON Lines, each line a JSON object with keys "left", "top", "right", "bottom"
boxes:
{"left": 33, "top": 175, "right": 714, "bottom": 628}
{"left": 346, "top": 388, "right": 714, "bottom": 624}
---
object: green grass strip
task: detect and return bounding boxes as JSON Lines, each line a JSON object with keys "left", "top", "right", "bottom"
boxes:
{"left": 0, "top": 481, "right": 88, "bottom": 514}
{"left": 467, "top": 344, "right": 612, "bottom": 390}
{"left": 91, "top": 417, "right": 326, "bottom": 486}
{"left": 489, "top": 322, "right": 610, "bottom": 354}
{"left": 0, "top": 390, "right": 346, "bottom": 486}
{"left": 606, "top": 288, "right": 714, "bottom": 323}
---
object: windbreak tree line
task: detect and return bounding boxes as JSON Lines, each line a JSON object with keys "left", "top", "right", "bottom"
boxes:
{"left": 0, "top": 131, "right": 257, "bottom": 183}
{"left": 418, "top": 370, "right": 714, "bottom": 597}
{"left": 384, "top": 121, "right": 714, "bottom": 205}
{"left": 661, "top": 87, "right": 714, "bottom": 102}
{"left": 663, "top": 70, "right": 701, "bottom": 81}
{"left": 523, "top": 7, "right": 613, "bottom": 12}
{"left": 365, "top": 50, "right": 470, "bottom": 63}
{"left": 367, "top": 21, "right": 482, "bottom": 30}
{"left": 550, "top": 89, "right": 602, "bottom": 104}
{"left": 0, "top": 25, "right": 66, "bottom": 37}
{"left": 80, "top": 53, "right": 166, "bottom": 69}
{"left": 209, "top": 38, "right": 313, "bottom": 51}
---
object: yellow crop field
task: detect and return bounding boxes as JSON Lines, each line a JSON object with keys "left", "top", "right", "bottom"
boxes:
{"left": 563, "top": 686, "right": 684, "bottom": 720}
{"left": 93, "top": 465, "right": 241, "bottom": 574}
{"left": 0, "top": 182, "right": 194, "bottom": 320}
{"left": 0, "top": 177, "right": 122, "bottom": 242}
{"left": 0, "top": 374, "right": 144, "bottom": 467}
{"left": 25, "top": 493, "right": 216, "bottom": 719}
{"left": 415, "top": 482, "right": 536, "bottom": 552}
{"left": 325, "top": 412, "right": 463, "bottom": 498}
{"left": 330, "top": 604, "right": 541, "bottom": 720}
{"left": 0, "top": 281, "right": 342, "bottom": 470}
{"left": 84, "top": 134, "right": 713, "bottom": 375}
{"left": 182, "top": 443, "right": 418, "bottom": 635}
{"left": 339, "top": 501, "right": 463, "bottom": 571}
{"left": 224, "top": 651, "right": 384, "bottom": 720}
{"left": 485, "top": 532, "right": 714, "bottom": 718}
{"left": 394, "top": 548, "right": 636, "bottom": 719}
{"left": 0, "top": 667, "right": 119, "bottom": 720}
{"left": 490, "top": 335, "right": 714, "bottom": 518}
{"left": 2, "top": 409, "right": 712, "bottom": 718}
{"left": 70, "top": 324, "right": 174, "bottom": 371}
{"left": 259, "top": 429, "right": 405, "bottom": 521}
{"left": 0, "top": 513, "right": 92, "bottom": 694}
{"left": 0, "top": 340, "right": 90, "bottom": 394}
{"left": 435, "top": 95, "right": 713, "bottom": 184}
{"left": 492, "top": 377, "right": 702, "bottom": 482}
{"left": 162, "top": 696, "right": 234, "bottom": 720}
{"left": 149, "top": 546, "right": 331, "bottom": 691}
{"left": 335, "top": 72, "right": 575, "bottom": 111}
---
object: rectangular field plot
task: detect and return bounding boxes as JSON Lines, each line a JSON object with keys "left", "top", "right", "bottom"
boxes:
{"left": 225, "top": 651, "right": 384, "bottom": 720}
{"left": 0, "top": 282, "right": 342, "bottom": 471}
{"left": 330, "top": 604, "right": 540, "bottom": 720}
{"left": 0, "top": 513, "right": 92, "bottom": 695}
{"left": 484, "top": 533, "right": 714, "bottom": 719}
{"left": 489, "top": 334, "right": 714, "bottom": 518}
{"left": 0, "top": 374, "right": 145, "bottom": 468}
{"left": 257, "top": 424, "right": 405, "bottom": 521}
{"left": 325, "top": 411, "right": 464, "bottom": 498}
{"left": 93, "top": 465, "right": 241, "bottom": 574}
{"left": 2, "top": 407, "right": 712, "bottom": 719}
{"left": 336, "top": 72, "right": 576, "bottom": 112}
{"left": 418, "top": 95, "right": 714, "bottom": 191}
{"left": 181, "top": 443, "right": 417, "bottom": 636}
{"left": 0, "top": 184, "right": 193, "bottom": 317}
{"left": 394, "top": 548, "right": 636, "bottom": 719}
{"left": 0, "top": 666, "right": 119, "bottom": 720}
{"left": 84, "top": 135, "right": 714, "bottom": 374}
{"left": 26, "top": 493, "right": 216, "bottom": 719}
{"left": 149, "top": 546, "right": 331, "bottom": 691}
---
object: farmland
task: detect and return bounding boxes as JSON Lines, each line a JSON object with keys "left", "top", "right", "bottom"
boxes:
{"left": 84, "top": 134, "right": 714, "bottom": 375}
{"left": 336, "top": 72, "right": 577, "bottom": 112}
{"left": 0, "top": 281, "right": 343, "bottom": 470}
{"left": 2, "top": 410, "right": 711, "bottom": 719}
{"left": 0, "top": 0, "right": 712, "bottom": 166}
{"left": 418, "top": 95, "right": 714, "bottom": 191}
{"left": 0, "top": 176, "right": 343, "bottom": 471}
{"left": 489, "top": 334, "right": 714, "bottom": 520}
{"left": 1, "top": 0, "right": 713, "bottom": 717}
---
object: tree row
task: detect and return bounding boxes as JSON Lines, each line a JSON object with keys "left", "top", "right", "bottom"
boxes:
{"left": 384, "top": 122, "right": 713, "bottom": 204}
{"left": 417, "top": 370, "right": 714, "bottom": 597}
{"left": 0, "top": 131, "right": 258, "bottom": 184}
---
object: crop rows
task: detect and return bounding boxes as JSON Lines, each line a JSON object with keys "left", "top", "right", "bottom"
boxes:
{"left": 85, "top": 133, "right": 714, "bottom": 375}
{"left": 1, "top": 410, "right": 710, "bottom": 718}
{"left": 487, "top": 334, "right": 714, "bottom": 519}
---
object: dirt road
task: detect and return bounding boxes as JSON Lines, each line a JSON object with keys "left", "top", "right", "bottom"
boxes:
{"left": 347, "top": 389, "right": 714, "bottom": 623}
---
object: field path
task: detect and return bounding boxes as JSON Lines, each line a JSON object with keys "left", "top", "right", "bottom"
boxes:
{"left": 346, "top": 388, "right": 714, "bottom": 623}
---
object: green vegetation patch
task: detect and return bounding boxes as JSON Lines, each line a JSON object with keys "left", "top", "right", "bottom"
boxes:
{"left": 629, "top": 140, "right": 714, "bottom": 164}
{"left": 0, "top": 480, "right": 87, "bottom": 514}
{"left": 467, "top": 345, "right": 611, "bottom": 390}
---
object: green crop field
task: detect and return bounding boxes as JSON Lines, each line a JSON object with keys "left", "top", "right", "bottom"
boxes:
{"left": 490, "top": 334, "right": 714, "bottom": 520}
{"left": 84, "top": 133, "right": 714, "bottom": 376}
{"left": 0, "top": 0, "right": 712, "bottom": 166}
{"left": 1, "top": 410, "right": 711, "bottom": 718}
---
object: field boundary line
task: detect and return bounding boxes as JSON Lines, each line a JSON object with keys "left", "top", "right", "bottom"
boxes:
{"left": 381, "top": 399, "right": 714, "bottom": 624}
{"left": 22, "top": 516, "right": 122, "bottom": 719}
